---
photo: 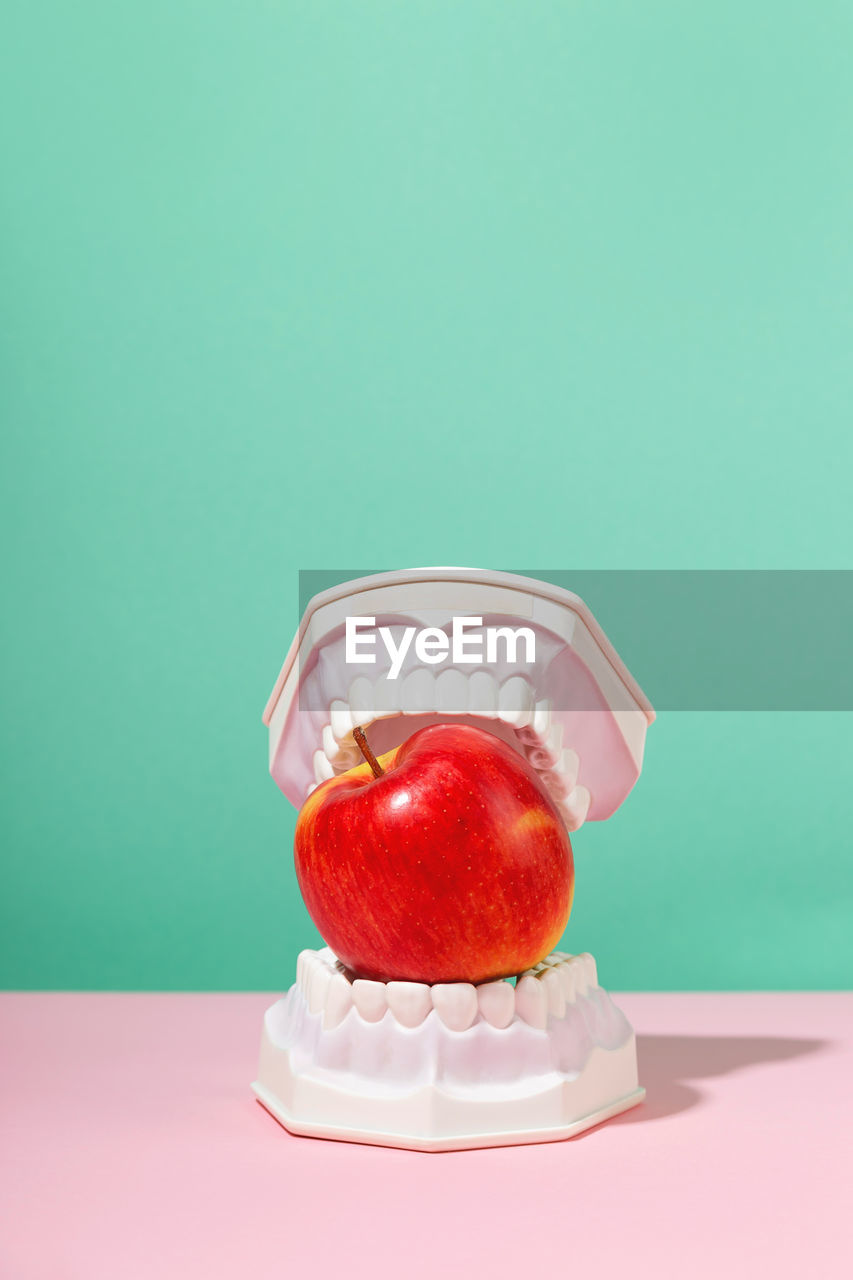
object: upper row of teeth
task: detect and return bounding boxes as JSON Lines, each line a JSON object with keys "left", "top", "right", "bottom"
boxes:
{"left": 297, "top": 948, "right": 599, "bottom": 1033}
{"left": 310, "top": 674, "right": 591, "bottom": 831}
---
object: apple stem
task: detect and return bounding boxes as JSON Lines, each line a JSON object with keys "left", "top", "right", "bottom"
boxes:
{"left": 353, "top": 725, "right": 384, "bottom": 778}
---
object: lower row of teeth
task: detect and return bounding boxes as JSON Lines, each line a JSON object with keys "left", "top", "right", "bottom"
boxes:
{"left": 297, "top": 948, "right": 599, "bottom": 1032}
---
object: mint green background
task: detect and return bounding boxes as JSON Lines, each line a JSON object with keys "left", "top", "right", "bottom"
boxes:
{"left": 3, "top": 3, "right": 851, "bottom": 990}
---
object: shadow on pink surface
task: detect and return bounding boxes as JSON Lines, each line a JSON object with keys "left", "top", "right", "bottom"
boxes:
{"left": 614, "top": 1033, "right": 829, "bottom": 1123}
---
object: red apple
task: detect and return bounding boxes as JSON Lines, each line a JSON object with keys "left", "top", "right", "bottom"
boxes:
{"left": 294, "top": 723, "right": 574, "bottom": 984}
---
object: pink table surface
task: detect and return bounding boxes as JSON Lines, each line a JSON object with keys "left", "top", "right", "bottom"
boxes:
{"left": 1, "top": 992, "right": 851, "bottom": 1280}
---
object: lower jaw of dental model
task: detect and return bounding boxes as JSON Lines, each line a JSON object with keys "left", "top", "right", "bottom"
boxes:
{"left": 252, "top": 948, "right": 644, "bottom": 1152}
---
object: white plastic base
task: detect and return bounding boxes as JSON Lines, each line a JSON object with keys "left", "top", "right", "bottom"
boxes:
{"left": 252, "top": 950, "right": 644, "bottom": 1152}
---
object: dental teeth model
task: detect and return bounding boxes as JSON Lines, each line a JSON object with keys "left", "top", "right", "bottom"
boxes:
{"left": 254, "top": 568, "right": 655, "bottom": 1151}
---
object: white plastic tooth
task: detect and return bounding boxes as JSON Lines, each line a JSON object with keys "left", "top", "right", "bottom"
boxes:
{"left": 515, "top": 975, "right": 548, "bottom": 1029}
{"left": 558, "top": 959, "right": 578, "bottom": 1003}
{"left": 352, "top": 979, "right": 388, "bottom": 1023}
{"left": 322, "top": 726, "right": 360, "bottom": 770}
{"left": 400, "top": 668, "right": 435, "bottom": 715}
{"left": 498, "top": 676, "right": 534, "bottom": 728}
{"left": 540, "top": 967, "right": 566, "bottom": 1019}
{"left": 543, "top": 770, "right": 568, "bottom": 801}
{"left": 557, "top": 748, "right": 580, "bottom": 792}
{"left": 330, "top": 699, "right": 354, "bottom": 742}
{"left": 545, "top": 721, "right": 564, "bottom": 759}
{"left": 308, "top": 961, "right": 332, "bottom": 1014}
{"left": 435, "top": 668, "right": 469, "bottom": 715}
{"left": 385, "top": 981, "right": 433, "bottom": 1028}
{"left": 373, "top": 672, "right": 402, "bottom": 717}
{"left": 313, "top": 749, "right": 335, "bottom": 783}
{"left": 526, "top": 746, "right": 555, "bottom": 771}
{"left": 295, "top": 950, "right": 312, "bottom": 995}
{"left": 348, "top": 676, "right": 376, "bottom": 726}
{"left": 571, "top": 955, "right": 591, "bottom": 998}
{"left": 477, "top": 980, "right": 516, "bottom": 1029}
{"left": 322, "top": 724, "right": 343, "bottom": 761}
{"left": 323, "top": 972, "right": 353, "bottom": 1029}
{"left": 514, "top": 711, "right": 548, "bottom": 747}
{"left": 532, "top": 699, "right": 552, "bottom": 738}
{"left": 432, "top": 984, "right": 478, "bottom": 1031}
{"left": 517, "top": 678, "right": 535, "bottom": 727}
{"left": 561, "top": 784, "right": 591, "bottom": 831}
{"left": 305, "top": 783, "right": 318, "bottom": 797}
{"left": 468, "top": 671, "right": 498, "bottom": 718}
{"left": 579, "top": 952, "right": 598, "bottom": 990}
{"left": 301, "top": 951, "right": 318, "bottom": 998}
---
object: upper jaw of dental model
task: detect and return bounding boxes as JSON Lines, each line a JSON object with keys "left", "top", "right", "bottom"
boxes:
{"left": 264, "top": 568, "right": 654, "bottom": 835}
{"left": 313, "top": 676, "right": 590, "bottom": 830}
{"left": 298, "top": 946, "right": 600, "bottom": 1032}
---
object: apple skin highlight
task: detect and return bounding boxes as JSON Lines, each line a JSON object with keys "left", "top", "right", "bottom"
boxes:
{"left": 294, "top": 724, "right": 574, "bottom": 984}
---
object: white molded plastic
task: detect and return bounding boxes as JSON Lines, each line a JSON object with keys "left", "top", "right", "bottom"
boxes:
{"left": 262, "top": 568, "right": 655, "bottom": 827}
{"left": 253, "top": 948, "right": 644, "bottom": 1152}
{"left": 256, "top": 571, "right": 653, "bottom": 1148}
